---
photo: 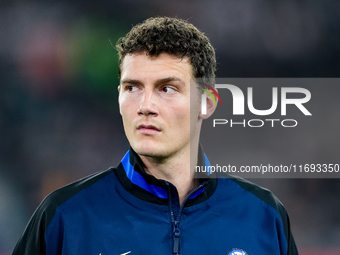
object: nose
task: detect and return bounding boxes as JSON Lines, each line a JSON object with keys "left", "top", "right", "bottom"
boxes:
{"left": 137, "top": 89, "right": 159, "bottom": 117}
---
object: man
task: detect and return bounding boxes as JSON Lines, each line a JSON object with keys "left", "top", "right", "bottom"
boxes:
{"left": 13, "top": 17, "right": 298, "bottom": 255}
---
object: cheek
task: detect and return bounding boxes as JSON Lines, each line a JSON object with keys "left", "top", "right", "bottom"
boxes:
{"left": 190, "top": 90, "right": 201, "bottom": 113}
{"left": 171, "top": 102, "right": 191, "bottom": 129}
{"left": 119, "top": 95, "right": 136, "bottom": 118}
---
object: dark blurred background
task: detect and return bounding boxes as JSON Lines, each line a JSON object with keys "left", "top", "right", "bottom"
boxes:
{"left": 1, "top": 0, "right": 340, "bottom": 254}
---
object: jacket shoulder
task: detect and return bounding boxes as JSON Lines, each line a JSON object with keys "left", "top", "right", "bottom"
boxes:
{"left": 12, "top": 167, "right": 115, "bottom": 255}
{"left": 44, "top": 168, "right": 114, "bottom": 209}
{"left": 218, "top": 174, "right": 299, "bottom": 255}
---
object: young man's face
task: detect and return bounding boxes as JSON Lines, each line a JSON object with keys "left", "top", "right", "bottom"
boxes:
{"left": 118, "top": 52, "right": 202, "bottom": 159}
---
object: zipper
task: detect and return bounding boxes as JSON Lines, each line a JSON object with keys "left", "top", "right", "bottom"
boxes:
{"left": 173, "top": 220, "right": 180, "bottom": 254}
{"left": 166, "top": 181, "right": 209, "bottom": 254}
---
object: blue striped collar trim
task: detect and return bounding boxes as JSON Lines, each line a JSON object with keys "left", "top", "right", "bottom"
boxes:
{"left": 120, "top": 150, "right": 211, "bottom": 200}
{"left": 121, "top": 151, "right": 168, "bottom": 198}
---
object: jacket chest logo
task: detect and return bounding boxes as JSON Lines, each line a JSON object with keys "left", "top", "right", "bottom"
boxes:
{"left": 227, "top": 248, "right": 248, "bottom": 255}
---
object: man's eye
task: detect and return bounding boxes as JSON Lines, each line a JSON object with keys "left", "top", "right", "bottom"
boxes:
{"left": 161, "top": 86, "right": 176, "bottom": 93}
{"left": 126, "top": 85, "right": 138, "bottom": 92}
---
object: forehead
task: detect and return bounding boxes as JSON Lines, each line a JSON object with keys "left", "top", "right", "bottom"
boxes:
{"left": 120, "top": 53, "right": 193, "bottom": 81}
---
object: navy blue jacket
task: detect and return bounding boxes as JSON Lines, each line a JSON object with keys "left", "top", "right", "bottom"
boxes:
{"left": 13, "top": 146, "right": 298, "bottom": 255}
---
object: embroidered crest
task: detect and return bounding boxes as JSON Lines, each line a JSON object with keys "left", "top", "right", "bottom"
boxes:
{"left": 227, "top": 248, "right": 248, "bottom": 255}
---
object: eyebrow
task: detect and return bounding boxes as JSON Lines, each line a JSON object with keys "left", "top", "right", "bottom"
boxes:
{"left": 120, "top": 79, "right": 142, "bottom": 86}
{"left": 121, "top": 76, "right": 185, "bottom": 86}
{"left": 155, "top": 77, "right": 185, "bottom": 86}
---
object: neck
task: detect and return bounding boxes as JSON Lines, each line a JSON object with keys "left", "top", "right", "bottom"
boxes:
{"left": 140, "top": 147, "right": 198, "bottom": 205}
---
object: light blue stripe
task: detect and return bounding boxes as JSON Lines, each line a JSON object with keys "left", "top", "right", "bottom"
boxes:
{"left": 120, "top": 151, "right": 211, "bottom": 200}
{"left": 121, "top": 151, "right": 168, "bottom": 199}
{"left": 188, "top": 153, "right": 210, "bottom": 199}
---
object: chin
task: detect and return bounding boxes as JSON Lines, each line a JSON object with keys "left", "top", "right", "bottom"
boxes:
{"left": 132, "top": 142, "right": 166, "bottom": 158}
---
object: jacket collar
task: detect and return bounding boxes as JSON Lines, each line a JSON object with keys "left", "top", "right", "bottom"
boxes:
{"left": 115, "top": 144, "right": 216, "bottom": 206}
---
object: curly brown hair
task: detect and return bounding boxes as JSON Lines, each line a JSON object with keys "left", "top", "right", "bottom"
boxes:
{"left": 116, "top": 17, "right": 216, "bottom": 85}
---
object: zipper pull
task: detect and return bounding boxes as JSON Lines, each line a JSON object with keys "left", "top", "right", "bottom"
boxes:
{"left": 173, "top": 220, "right": 180, "bottom": 254}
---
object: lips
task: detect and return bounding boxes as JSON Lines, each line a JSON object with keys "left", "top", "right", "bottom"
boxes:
{"left": 137, "top": 124, "right": 161, "bottom": 135}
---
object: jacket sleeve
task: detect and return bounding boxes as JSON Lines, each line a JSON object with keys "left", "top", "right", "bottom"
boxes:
{"left": 284, "top": 211, "right": 299, "bottom": 255}
{"left": 226, "top": 175, "right": 299, "bottom": 255}
{"left": 12, "top": 194, "right": 61, "bottom": 255}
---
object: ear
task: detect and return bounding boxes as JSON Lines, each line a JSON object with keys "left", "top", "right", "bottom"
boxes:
{"left": 118, "top": 85, "right": 121, "bottom": 114}
{"left": 199, "top": 90, "right": 218, "bottom": 119}
{"left": 118, "top": 85, "right": 121, "bottom": 101}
